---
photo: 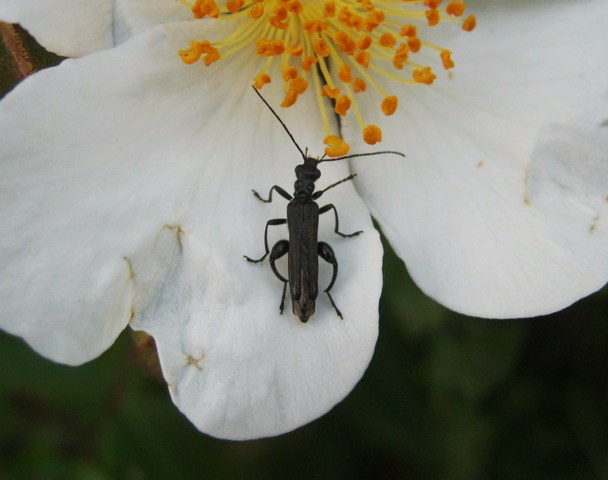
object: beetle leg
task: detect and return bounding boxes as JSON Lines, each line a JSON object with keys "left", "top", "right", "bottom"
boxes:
{"left": 269, "top": 240, "right": 289, "bottom": 314}
{"left": 252, "top": 185, "right": 292, "bottom": 203}
{"left": 312, "top": 173, "right": 357, "bottom": 200}
{"left": 244, "top": 218, "right": 287, "bottom": 263}
{"left": 319, "top": 203, "right": 363, "bottom": 238}
{"left": 318, "top": 242, "right": 343, "bottom": 319}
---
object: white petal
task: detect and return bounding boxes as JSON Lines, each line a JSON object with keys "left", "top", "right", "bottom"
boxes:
{"left": 0, "top": 23, "right": 382, "bottom": 438}
{"left": 344, "top": 0, "right": 608, "bottom": 317}
{"left": 0, "top": 0, "right": 114, "bottom": 56}
{"left": 113, "top": 0, "right": 193, "bottom": 46}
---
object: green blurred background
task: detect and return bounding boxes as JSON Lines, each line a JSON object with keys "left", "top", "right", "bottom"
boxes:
{"left": 1, "top": 24, "right": 607, "bottom": 480}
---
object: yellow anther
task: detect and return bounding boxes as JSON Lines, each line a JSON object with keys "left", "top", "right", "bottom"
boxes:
{"left": 253, "top": 73, "right": 272, "bottom": 89}
{"left": 249, "top": 4, "right": 264, "bottom": 19}
{"left": 363, "top": 125, "right": 382, "bottom": 145}
{"left": 257, "top": 39, "right": 285, "bottom": 56}
{"left": 424, "top": 0, "right": 442, "bottom": 8}
{"left": 324, "top": 1, "right": 336, "bottom": 17}
{"left": 324, "top": 135, "right": 350, "bottom": 157}
{"left": 338, "top": 64, "right": 353, "bottom": 83}
{"left": 365, "top": 9, "right": 384, "bottom": 31}
{"left": 400, "top": 24, "right": 417, "bottom": 38}
{"left": 355, "top": 50, "right": 370, "bottom": 67}
{"left": 226, "top": 0, "right": 243, "bottom": 13}
{"left": 301, "top": 56, "right": 318, "bottom": 71}
{"left": 282, "top": 66, "right": 298, "bottom": 80}
{"left": 393, "top": 43, "right": 409, "bottom": 69}
{"left": 335, "top": 95, "right": 351, "bottom": 116}
{"left": 271, "top": 17, "right": 290, "bottom": 30}
{"left": 408, "top": 37, "right": 421, "bottom": 53}
{"left": 202, "top": 49, "right": 221, "bottom": 66}
{"left": 272, "top": 40, "right": 286, "bottom": 55}
{"left": 287, "top": 45, "right": 304, "bottom": 56}
{"left": 358, "top": 34, "right": 372, "bottom": 50}
{"left": 291, "top": 76, "right": 308, "bottom": 94}
{"left": 304, "top": 20, "right": 329, "bottom": 34}
{"left": 273, "top": 5, "right": 288, "bottom": 21}
{"left": 440, "top": 50, "right": 454, "bottom": 69}
{"left": 281, "top": 88, "right": 298, "bottom": 107}
{"left": 322, "top": 85, "right": 341, "bottom": 98}
{"left": 348, "top": 14, "right": 365, "bottom": 31}
{"left": 413, "top": 66, "right": 436, "bottom": 84}
{"left": 381, "top": 96, "right": 398, "bottom": 116}
{"left": 353, "top": 77, "right": 366, "bottom": 93}
{"left": 179, "top": 41, "right": 204, "bottom": 64}
{"left": 194, "top": 0, "right": 219, "bottom": 18}
{"left": 379, "top": 33, "right": 396, "bottom": 48}
{"left": 462, "top": 14, "right": 476, "bottom": 31}
{"left": 334, "top": 31, "right": 356, "bottom": 55}
{"left": 288, "top": 1, "right": 303, "bottom": 14}
{"left": 313, "top": 39, "right": 331, "bottom": 57}
{"left": 425, "top": 8, "right": 440, "bottom": 26}
{"left": 446, "top": 1, "right": 465, "bottom": 17}
{"left": 338, "top": 6, "right": 350, "bottom": 23}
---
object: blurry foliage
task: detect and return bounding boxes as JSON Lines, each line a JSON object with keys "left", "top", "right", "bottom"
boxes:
{"left": 1, "top": 23, "right": 607, "bottom": 480}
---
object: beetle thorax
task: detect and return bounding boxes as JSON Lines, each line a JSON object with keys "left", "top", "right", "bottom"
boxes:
{"left": 293, "top": 160, "right": 321, "bottom": 201}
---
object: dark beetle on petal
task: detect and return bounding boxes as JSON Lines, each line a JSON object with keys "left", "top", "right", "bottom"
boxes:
{"left": 244, "top": 87, "right": 404, "bottom": 322}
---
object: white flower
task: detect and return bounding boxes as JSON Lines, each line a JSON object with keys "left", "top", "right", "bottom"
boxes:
{"left": 1, "top": 0, "right": 607, "bottom": 440}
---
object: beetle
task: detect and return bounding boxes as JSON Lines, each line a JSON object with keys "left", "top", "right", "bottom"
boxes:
{"left": 245, "top": 87, "right": 404, "bottom": 322}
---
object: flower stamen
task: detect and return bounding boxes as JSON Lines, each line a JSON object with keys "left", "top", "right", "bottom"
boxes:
{"left": 179, "top": 0, "right": 476, "bottom": 154}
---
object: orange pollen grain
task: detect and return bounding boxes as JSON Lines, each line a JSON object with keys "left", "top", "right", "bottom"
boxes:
{"left": 353, "top": 77, "right": 366, "bottom": 93}
{"left": 301, "top": 56, "right": 318, "bottom": 71}
{"left": 324, "top": 1, "right": 336, "bottom": 17}
{"left": 192, "top": 0, "right": 220, "bottom": 18}
{"left": 379, "top": 33, "right": 396, "bottom": 48}
{"left": 249, "top": 4, "right": 264, "bottom": 18}
{"left": 358, "top": 34, "right": 372, "bottom": 50}
{"left": 408, "top": 37, "right": 421, "bottom": 53}
{"left": 287, "top": 45, "right": 304, "bottom": 56}
{"left": 281, "top": 88, "right": 298, "bottom": 107}
{"left": 335, "top": 95, "right": 352, "bottom": 116}
{"left": 322, "top": 85, "right": 341, "bottom": 98}
{"left": 400, "top": 24, "right": 417, "bottom": 37}
{"left": 226, "top": 0, "right": 244, "bottom": 13}
{"left": 179, "top": 41, "right": 204, "bottom": 64}
{"left": 413, "top": 66, "right": 436, "bottom": 84}
{"left": 253, "top": 73, "right": 272, "bottom": 89}
{"left": 282, "top": 66, "right": 298, "bottom": 80}
{"left": 313, "top": 38, "right": 331, "bottom": 57}
{"left": 440, "top": 50, "right": 454, "bottom": 69}
{"left": 291, "top": 76, "right": 308, "bottom": 94}
{"left": 338, "top": 64, "right": 353, "bottom": 82}
{"left": 324, "top": 135, "right": 350, "bottom": 157}
{"left": 392, "top": 43, "right": 409, "bottom": 69}
{"left": 425, "top": 8, "right": 440, "bottom": 26}
{"left": 462, "top": 14, "right": 476, "bottom": 31}
{"left": 446, "top": 1, "right": 465, "bottom": 16}
{"left": 334, "top": 31, "right": 356, "bottom": 54}
{"left": 257, "top": 38, "right": 283, "bottom": 56}
{"left": 363, "top": 125, "right": 382, "bottom": 145}
{"left": 381, "top": 96, "right": 398, "bottom": 115}
{"left": 355, "top": 50, "right": 370, "bottom": 67}
{"left": 202, "top": 49, "right": 221, "bottom": 66}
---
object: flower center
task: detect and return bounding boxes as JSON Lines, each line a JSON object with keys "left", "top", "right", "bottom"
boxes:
{"left": 178, "top": 0, "right": 475, "bottom": 156}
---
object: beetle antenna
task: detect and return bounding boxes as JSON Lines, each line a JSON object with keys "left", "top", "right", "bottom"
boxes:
{"left": 318, "top": 150, "right": 405, "bottom": 162}
{"left": 252, "top": 86, "right": 307, "bottom": 161}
